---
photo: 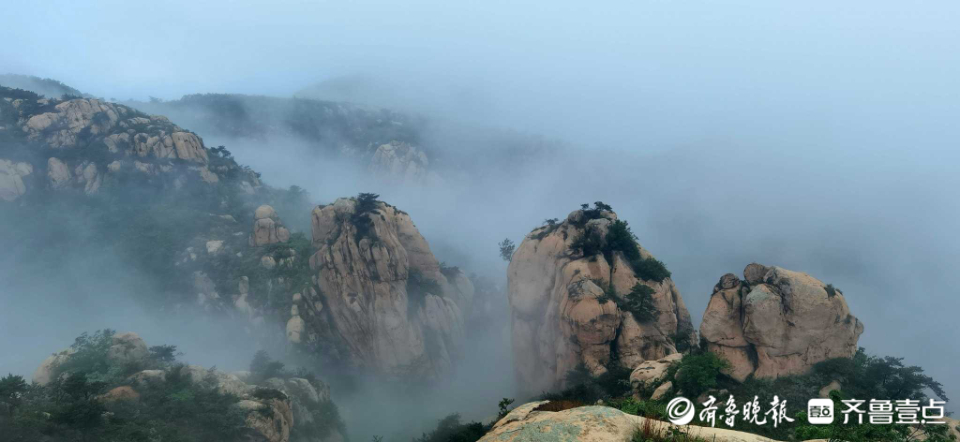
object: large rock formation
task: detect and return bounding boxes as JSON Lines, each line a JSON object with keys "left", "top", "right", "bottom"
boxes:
{"left": 507, "top": 206, "right": 696, "bottom": 394}
{"left": 300, "top": 196, "right": 472, "bottom": 377}
{"left": 368, "top": 141, "right": 440, "bottom": 184}
{"left": 700, "top": 263, "right": 864, "bottom": 381}
{"left": 250, "top": 204, "right": 291, "bottom": 246}
{"left": 482, "top": 401, "right": 804, "bottom": 442}
{"left": 20, "top": 98, "right": 207, "bottom": 163}
{"left": 0, "top": 159, "right": 32, "bottom": 201}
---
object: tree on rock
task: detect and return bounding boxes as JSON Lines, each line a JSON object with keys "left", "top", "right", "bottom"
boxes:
{"left": 498, "top": 238, "right": 515, "bottom": 262}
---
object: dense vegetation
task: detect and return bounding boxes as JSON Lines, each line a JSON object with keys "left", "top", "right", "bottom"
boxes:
{"left": 0, "top": 331, "right": 346, "bottom": 442}
{"left": 0, "top": 330, "right": 245, "bottom": 442}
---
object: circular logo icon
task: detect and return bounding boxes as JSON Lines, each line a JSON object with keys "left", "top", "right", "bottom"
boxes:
{"left": 666, "top": 397, "right": 695, "bottom": 425}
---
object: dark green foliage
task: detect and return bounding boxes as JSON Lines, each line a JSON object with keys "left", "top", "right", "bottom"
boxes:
{"left": 670, "top": 329, "right": 695, "bottom": 354}
{"left": 413, "top": 413, "right": 487, "bottom": 442}
{"left": 52, "top": 373, "right": 108, "bottom": 429}
{"left": 574, "top": 201, "right": 613, "bottom": 226}
{"left": 630, "top": 257, "right": 671, "bottom": 282}
{"left": 0, "top": 331, "right": 252, "bottom": 442}
{"left": 542, "top": 363, "right": 633, "bottom": 404}
{"left": 439, "top": 261, "right": 461, "bottom": 279}
{"left": 824, "top": 283, "right": 841, "bottom": 297}
{"left": 0, "top": 374, "right": 28, "bottom": 415}
{"left": 291, "top": 397, "right": 347, "bottom": 441}
{"left": 252, "top": 387, "right": 287, "bottom": 401}
{"left": 149, "top": 345, "right": 181, "bottom": 366}
{"left": 407, "top": 268, "right": 443, "bottom": 316}
{"left": 604, "top": 220, "right": 671, "bottom": 282}
{"left": 671, "top": 352, "right": 730, "bottom": 398}
{"left": 249, "top": 350, "right": 287, "bottom": 383}
{"left": 498, "top": 238, "right": 515, "bottom": 262}
{"left": 497, "top": 398, "right": 515, "bottom": 418}
{"left": 622, "top": 283, "right": 659, "bottom": 322}
{"left": 568, "top": 217, "right": 672, "bottom": 282}
{"left": 352, "top": 192, "right": 380, "bottom": 242}
{"left": 569, "top": 225, "right": 604, "bottom": 257}
{"left": 54, "top": 329, "right": 128, "bottom": 383}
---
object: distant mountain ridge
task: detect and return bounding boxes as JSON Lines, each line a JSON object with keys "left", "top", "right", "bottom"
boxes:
{"left": 0, "top": 73, "right": 89, "bottom": 99}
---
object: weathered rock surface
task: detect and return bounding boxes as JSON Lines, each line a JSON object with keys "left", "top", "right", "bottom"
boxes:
{"left": 507, "top": 208, "right": 696, "bottom": 394}
{"left": 302, "top": 197, "right": 472, "bottom": 377}
{"left": 481, "top": 401, "right": 806, "bottom": 442}
{"left": 700, "top": 264, "right": 864, "bottom": 381}
{"left": 368, "top": 141, "right": 439, "bottom": 184}
{"left": 251, "top": 204, "right": 291, "bottom": 246}
{"left": 629, "top": 353, "right": 682, "bottom": 398}
{"left": 20, "top": 98, "right": 207, "bottom": 164}
{"left": 0, "top": 159, "right": 32, "bottom": 201}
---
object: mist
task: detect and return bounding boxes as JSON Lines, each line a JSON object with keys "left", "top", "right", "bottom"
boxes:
{"left": 2, "top": 0, "right": 959, "bottom": 438}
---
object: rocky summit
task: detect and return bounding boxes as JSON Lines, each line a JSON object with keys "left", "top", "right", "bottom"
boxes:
{"left": 302, "top": 196, "right": 473, "bottom": 377}
{"left": 700, "top": 263, "right": 865, "bottom": 381}
{"left": 508, "top": 204, "right": 696, "bottom": 394}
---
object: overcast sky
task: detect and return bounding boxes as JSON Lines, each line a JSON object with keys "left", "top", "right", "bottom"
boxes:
{"left": 2, "top": 0, "right": 959, "bottom": 418}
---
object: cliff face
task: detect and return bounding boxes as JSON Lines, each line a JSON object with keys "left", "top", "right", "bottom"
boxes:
{"left": 300, "top": 197, "right": 473, "bottom": 377}
{"left": 700, "top": 263, "right": 865, "bottom": 381}
{"left": 507, "top": 206, "right": 696, "bottom": 394}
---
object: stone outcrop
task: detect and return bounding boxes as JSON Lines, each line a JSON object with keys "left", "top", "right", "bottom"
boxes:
{"left": 507, "top": 208, "right": 696, "bottom": 394}
{"left": 629, "top": 353, "right": 682, "bottom": 399}
{"left": 47, "top": 157, "right": 72, "bottom": 188}
{"left": 481, "top": 401, "right": 808, "bottom": 442}
{"left": 250, "top": 204, "right": 291, "bottom": 246}
{"left": 368, "top": 141, "right": 439, "bottom": 184}
{"left": 301, "top": 197, "right": 472, "bottom": 377}
{"left": 700, "top": 263, "right": 864, "bottom": 381}
{"left": 32, "top": 332, "right": 150, "bottom": 386}
{"left": 0, "top": 159, "right": 32, "bottom": 201}
{"left": 19, "top": 98, "right": 207, "bottom": 163}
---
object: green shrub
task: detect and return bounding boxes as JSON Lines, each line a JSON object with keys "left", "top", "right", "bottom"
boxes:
{"left": 413, "top": 413, "right": 487, "bottom": 442}
{"left": 630, "top": 257, "right": 671, "bottom": 282}
{"left": 407, "top": 268, "right": 443, "bottom": 316}
{"left": 570, "top": 225, "right": 604, "bottom": 257}
{"left": 249, "top": 350, "right": 287, "bottom": 383}
{"left": 672, "top": 352, "right": 729, "bottom": 398}
{"left": 352, "top": 192, "right": 380, "bottom": 242}
{"left": 498, "top": 238, "right": 515, "bottom": 262}
{"left": 542, "top": 363, "right": 633, "bottom": 404}
{"left": 439, "top": 262, "right": 461, "bottom": 279}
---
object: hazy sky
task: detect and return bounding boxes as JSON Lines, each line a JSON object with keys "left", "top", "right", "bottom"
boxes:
{"left": 2, "top": 0, "right": 959, "bottom": 423}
